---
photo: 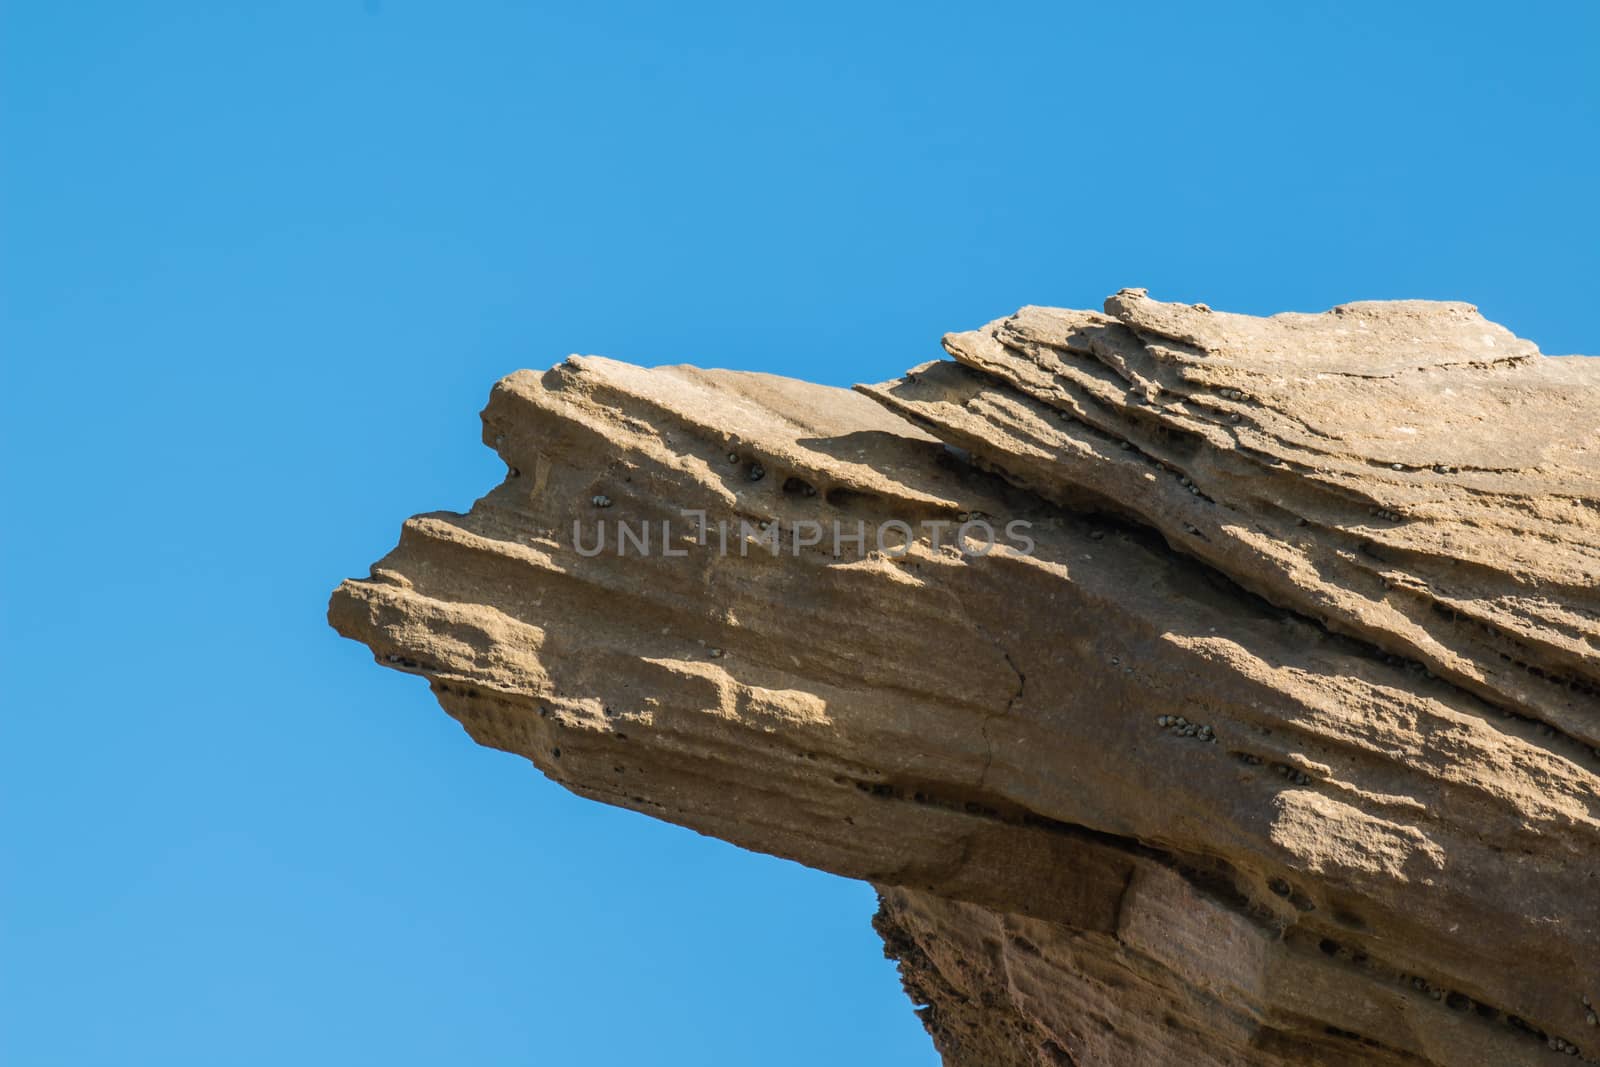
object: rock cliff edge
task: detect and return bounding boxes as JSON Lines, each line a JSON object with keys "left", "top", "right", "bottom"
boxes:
{"left": 330, "top": 291, "right": 1600, "bottom": 1065}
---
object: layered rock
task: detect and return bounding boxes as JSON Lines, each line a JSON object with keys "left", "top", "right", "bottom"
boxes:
{"left": 329, "top": 291, "right": 1600, "bottom": 1065}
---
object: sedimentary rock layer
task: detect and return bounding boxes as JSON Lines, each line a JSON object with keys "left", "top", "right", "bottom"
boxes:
{"left": 329, "top": 292, "right": 1600, "bottom": 1065}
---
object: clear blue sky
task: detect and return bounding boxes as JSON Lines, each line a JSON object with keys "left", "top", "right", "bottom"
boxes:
{"left": 2, "top": 3, "right": 1595, "bottom": 1064}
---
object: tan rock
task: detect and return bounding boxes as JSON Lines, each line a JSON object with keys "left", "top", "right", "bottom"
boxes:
{"left": 329, "top": 294, "right": 1600, "bottom": 1066}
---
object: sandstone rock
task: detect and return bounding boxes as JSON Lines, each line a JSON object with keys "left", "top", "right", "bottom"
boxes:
{"left": 329, "top": 292, "right": 1600, "bottom": 1066}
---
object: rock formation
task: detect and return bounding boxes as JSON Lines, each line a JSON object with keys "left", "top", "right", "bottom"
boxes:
{"left": 328, "top": 291, "right": 1600, "bottom": 1065}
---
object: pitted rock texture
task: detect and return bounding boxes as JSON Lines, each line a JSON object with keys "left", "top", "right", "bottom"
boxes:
{"left": 329, "top": 292, "right": 1600, "bottom": 1066}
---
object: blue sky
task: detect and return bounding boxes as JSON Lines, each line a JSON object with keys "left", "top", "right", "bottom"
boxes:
{"left": 2, "top": 3, "right": 1595, "bottom": 1064}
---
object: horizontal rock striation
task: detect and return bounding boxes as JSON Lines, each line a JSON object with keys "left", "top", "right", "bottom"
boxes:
{"left": 330, "top": 292, "right": 1600, "bottom": 1066}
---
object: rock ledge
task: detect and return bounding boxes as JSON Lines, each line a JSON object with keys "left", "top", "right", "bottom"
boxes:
{"left": 330, "top": 292, "right": 1600, "bottom": 1066}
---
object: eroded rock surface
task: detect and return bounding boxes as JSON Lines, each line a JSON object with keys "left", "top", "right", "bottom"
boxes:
{"left": 329, "top": 291, "right": 1600, "bottom": 1065}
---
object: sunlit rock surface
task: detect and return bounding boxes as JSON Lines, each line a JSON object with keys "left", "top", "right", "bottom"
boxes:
{"left": 331, "top": 292, "right": 1600, "bottom": 1065}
